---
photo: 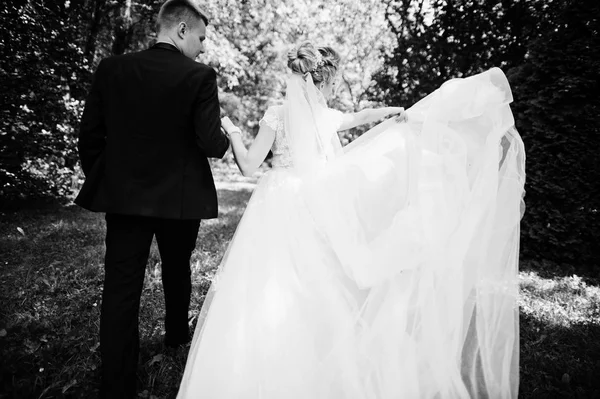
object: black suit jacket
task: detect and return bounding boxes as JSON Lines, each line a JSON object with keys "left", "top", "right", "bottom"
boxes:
{"left": 75, "top": 43, "right": 230, "bottom": 219}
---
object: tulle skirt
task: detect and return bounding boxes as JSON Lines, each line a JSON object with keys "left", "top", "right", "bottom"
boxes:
{"left": 177, "top": 67, "right": 525, "bottom": 398}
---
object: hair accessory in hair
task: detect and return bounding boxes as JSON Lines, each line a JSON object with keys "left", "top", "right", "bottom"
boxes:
{"left": 311, "top": 51, "right": 325, "bottom": 72}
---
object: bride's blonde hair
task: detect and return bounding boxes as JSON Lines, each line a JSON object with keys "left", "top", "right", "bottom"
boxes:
{"left": 287, "top": 41, "right": 340, "bottom": 85}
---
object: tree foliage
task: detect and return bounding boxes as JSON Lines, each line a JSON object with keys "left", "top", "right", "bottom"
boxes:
{"left": 1, "top": 0, "right": 394, "bottom": 203}
{"left": 0, "top": 0, "right": 160, "bottom": 204}
{"left": 508, "top": 0, "right": 600, "bottom": 272}
{"left": 375, "top": 0, "right": 600, "bottom": 273}
{"left": 1, "top": 1, "right": 89, "bottom": 203}
{"left": 199, "top": 0, "right": 395, "bottom": 144}
{"left": 373, "top": 0, "right": 556, "bottom": 106}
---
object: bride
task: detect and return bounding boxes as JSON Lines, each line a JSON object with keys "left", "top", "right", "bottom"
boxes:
{"left": 177, "top": 41, "right": 525, "bottom": 398}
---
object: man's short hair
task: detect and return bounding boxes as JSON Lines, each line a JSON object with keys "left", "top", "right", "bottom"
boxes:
{"left": 157, "top": 0, "right": 209, "bottom": 31}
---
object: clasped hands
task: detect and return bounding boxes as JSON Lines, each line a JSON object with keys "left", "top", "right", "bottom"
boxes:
{"left": 221, "top": 116, "right": 241, "bottom": 138}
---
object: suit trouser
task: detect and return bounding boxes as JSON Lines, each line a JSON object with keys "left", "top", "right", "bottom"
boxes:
{"left": 99, "top": 213, "right": 201, "bottom": 399}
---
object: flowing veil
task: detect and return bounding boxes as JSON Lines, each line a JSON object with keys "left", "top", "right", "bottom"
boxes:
{"left": 298, "top": 67, "right": 524, "bottom": 398}
{"left": 178, "top": 67, "right": 524, "bottom": 399}
{"left": 284, "top": 73, "right": 343, "bottom": 173}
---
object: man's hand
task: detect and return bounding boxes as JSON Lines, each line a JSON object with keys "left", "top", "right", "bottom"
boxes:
{"left": 221, "top": 116, "right": 241, "bottom": 137}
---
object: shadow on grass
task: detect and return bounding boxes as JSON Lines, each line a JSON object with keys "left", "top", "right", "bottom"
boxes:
{"left": 519, "top": 255, "right": 600, "bottom": 285}
{"left": 518, "top": 268, "right": 600, "bottom": 398}
{"left": 0, "top": 183, "right": 255, "bottom": 398}
{"left": 519, "top": 313, "right": 600, "bottom": 398}
{"left": 0, "top": 205, "right": 106, "bottom": 398}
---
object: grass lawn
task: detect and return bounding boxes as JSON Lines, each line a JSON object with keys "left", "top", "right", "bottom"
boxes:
{"left": 1, "top": 160, "right": 599, "bottom": 398}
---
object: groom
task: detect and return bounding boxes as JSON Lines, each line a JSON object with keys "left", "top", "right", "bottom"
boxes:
{"left": 75, "top": 1, "right": 229, "bottom": 397}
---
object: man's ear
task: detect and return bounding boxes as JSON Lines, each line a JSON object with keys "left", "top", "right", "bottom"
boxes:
{"left": 177, "top": 22, "right": 187, "bottom": 39}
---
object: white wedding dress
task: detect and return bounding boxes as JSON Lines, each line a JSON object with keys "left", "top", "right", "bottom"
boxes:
{"left": 177, "top": 68, "right": 525, "bottom": 398}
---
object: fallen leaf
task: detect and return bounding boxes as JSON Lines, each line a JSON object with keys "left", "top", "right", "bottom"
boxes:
{"left": 0, "top": 329, "right": 6, "bottom": 337}
{"left": 148, "top": 353, "right": 164, "bottom": 367}
{"left": 17, "top": 227, "right": 25, "bottom": 236}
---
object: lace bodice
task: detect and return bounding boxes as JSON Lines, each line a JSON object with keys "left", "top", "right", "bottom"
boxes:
{"left": 259, "top": 106, "right": 290, "bottom": 168}
{"left": 259, "top": 105, "right": 344, "bottom": 168}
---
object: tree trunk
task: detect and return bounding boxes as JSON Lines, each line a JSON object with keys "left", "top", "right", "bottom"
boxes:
{"left": 111, "top": 0, "right": 134, "bottom": 55}
{"left": 84, "top": 0, "right": 107, "bottom": 65}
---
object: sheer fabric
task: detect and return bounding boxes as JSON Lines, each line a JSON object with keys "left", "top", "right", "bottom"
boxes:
{"left": 177, "top": 67, "right": 524, "bottom": 398}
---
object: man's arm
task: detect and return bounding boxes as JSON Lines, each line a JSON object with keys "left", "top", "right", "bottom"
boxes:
{"left": 193, "top": 67, "right": 230, "bottom": 158}
{"left": 78, "top": 59, "right": 107, "bottom": 176}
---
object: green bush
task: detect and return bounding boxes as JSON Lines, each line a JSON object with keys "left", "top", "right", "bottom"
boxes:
{"left": 0, "top": 1, "right": 90, "bottom": 204}
{"left": 508, "top": 0, "right": 600, "bottom": 275}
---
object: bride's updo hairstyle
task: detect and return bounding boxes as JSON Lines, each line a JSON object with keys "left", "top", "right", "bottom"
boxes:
{"left": 287, "top": 41, "right": 340, "bottom": 85}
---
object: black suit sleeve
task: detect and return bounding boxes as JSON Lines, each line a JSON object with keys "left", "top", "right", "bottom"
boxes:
{"left": 78, "top": 59, "right": 107, "bottom": 177}
{"left": 193, "top": 67, "right": 230, "bottom": 158}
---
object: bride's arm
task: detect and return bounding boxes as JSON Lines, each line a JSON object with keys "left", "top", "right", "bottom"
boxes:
{"left": 338, "top": 107, "right": 406, "bottom": 131}
{"left": 221, "top": 117, "right": 275, "bottom": 177}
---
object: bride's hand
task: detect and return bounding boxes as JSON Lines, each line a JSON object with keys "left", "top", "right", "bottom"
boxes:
{"left": 393, "top": 108, "right": 408, "bottom": 123}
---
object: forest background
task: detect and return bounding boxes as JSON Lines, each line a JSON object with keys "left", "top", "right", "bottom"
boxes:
{"left": 1, "top": 0, "right": 599, "bottom": 397}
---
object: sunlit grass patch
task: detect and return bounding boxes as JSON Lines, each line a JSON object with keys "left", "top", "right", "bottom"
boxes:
{"left": 520, "top": 271, "right": 600, "bottom": 327}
